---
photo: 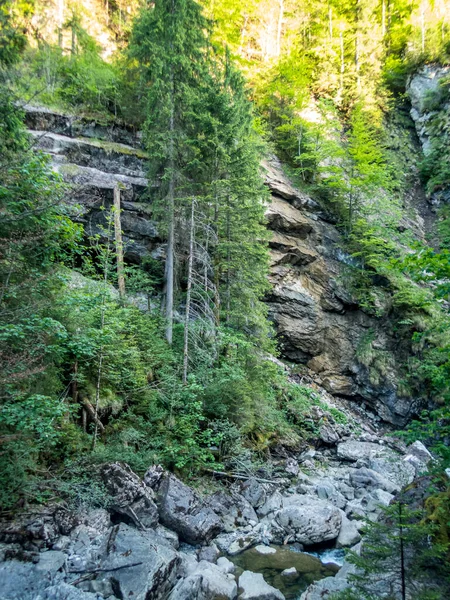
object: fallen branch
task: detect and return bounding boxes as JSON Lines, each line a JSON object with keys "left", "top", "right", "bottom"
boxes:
{"left": 69, "top": 561, "right": 143, "bottom": 575}
{"left": 80, "top": 395, "right": 105, "bottom": 432}
{"left": 204, "top": 469, "right": 277, "bottom": 485}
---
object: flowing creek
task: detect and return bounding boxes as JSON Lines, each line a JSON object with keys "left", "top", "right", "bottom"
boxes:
{"left": 228, "top": 544, "right": 344, "bottom": 599}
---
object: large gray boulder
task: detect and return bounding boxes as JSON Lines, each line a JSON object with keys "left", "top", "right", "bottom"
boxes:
{"left": 238, "top": 571, "right": 285, "bottom": 600}
{"left": 100, "top": 462, "right": 158, "bottom": 529}
{"left": 0, "top": 560, "right": 63, "bottom": 600}
{"left": 156, "top": 474, "right": 222, "bottom": 545}
{"left": 350, "top": 467, "right": 398, "bottom": 493}
{"left": 275, "top": 497, "right": 342, "bottom": 545}
{"left": 39, "top": 583, "right": 99, "bottom": 600}
{"left": 97, "top": 523, "right": 179, "bottom": 600}
{"left": 337, "top": 441, "right": 390, "bottom": 463}
{"left": 207, "top": 491, "right": 258, "bottom": 532}
{"left": 214, "top": 529, "right": 260, "bottom": 556}
{"left": 168, "top": 560, "right": 238, "bottom": 600}
{"left": 299, "top": 576, "right": 349, "bottom": 599}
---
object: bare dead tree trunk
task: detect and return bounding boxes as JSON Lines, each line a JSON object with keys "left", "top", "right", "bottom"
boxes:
{"left": 165, "top": 2, "right": 176, "bottom": 345}
{"left": 113, "top": 185, "right": 125, "bottom": 300}
{"left": 183, "top": 200, "right": 195, "bottom": 384}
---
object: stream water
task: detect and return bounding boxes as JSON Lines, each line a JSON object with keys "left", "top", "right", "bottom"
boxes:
{"left": 229, "top": 544, "right": 345, "bottom": 599}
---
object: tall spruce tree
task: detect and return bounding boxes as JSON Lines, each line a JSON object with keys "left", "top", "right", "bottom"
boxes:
{"left": 130, "top": 0, "right": 210, "bottom": 344}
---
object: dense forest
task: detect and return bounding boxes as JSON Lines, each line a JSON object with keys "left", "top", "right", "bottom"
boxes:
{"left": 1, "top": 0, "right": 450, "bottom": 598}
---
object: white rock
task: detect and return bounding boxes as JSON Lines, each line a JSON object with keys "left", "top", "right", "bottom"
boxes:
{"left": 281, "top": 567, "right": 298, "bottom": 579}
{"left": 275, "top": 497, "right": 342, "bottom": 545}
{"left": 254, "top": 544, "right": 277, "bottom": 555}
{"left": 238, "top": 570, "right": 285, "bottom": 600}
{"left": 336, "top": 514, "right": 362, "bottom": 548}
{"left": 217, "top": 556, "right": 236, "bottom": 574}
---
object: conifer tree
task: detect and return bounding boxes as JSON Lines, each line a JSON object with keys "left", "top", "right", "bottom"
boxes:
{"left": 130, "top": 0, "right": 210, "bottom": 344}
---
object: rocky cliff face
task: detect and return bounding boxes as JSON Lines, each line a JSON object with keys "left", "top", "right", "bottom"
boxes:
{"left": 263, "top": 158, "right": 418, "bottom": 425}
{"left": 26, "top": 105, "right": 421, "bottom": 425}
{"left": 407, "top": 64, "right": 450, "bottom": 205}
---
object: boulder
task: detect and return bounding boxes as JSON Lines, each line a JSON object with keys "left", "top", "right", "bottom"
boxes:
{"left": 214, "top": 529, "right": 260, "bottom": 556}
{"left": 336, "top": 514, "right": 362, "bottom": 548}
{"left": 40, "top": 583, "right": 99, "bottom": 599}
{"left": 36, "top": 551, "right": 66, "bottom": 573}
{"left": 275, "top": 497, "right": 342, "bottom": 545}
{"left": 254, "top": 544, "right": 277, "bottom": 555}
{"left": 197, "top": 543, "right": 220, "bottom": 563}
{"left": 337, "top": 441, "right": 389, "bottom": 463}
{"left": 368, "top": 456, "right": 415, "bottom": 488}
{"left": 238, "top": 571, "right": 285, "bottom": 600}
{"left": 100, "top": 462, "right": 158, "bottom": 529}
{"left": 217, "top": 557, "right": 236, "bottom": 574}
{"left": 257, "top": 491, "right": 283, "bottom": 518}
{"left": 408, "top": 441, "right": 433, "bottom": 464}
{"left": 299, "top": 576, "right": 349, "bottom": 600}
{"left": 350, "top": 467, "right": 398, "bottom": 494}
{"left": 239, "top": 479, "right": 267, "bottom": 509}
{"left": 156, "top": 473, "right": 222, "bottom": 545}
{"left": 281, "top": 567, "right": 298, "bottom": 579}
{"left": 97, "top": 523, "right": 179, "bottom": 600}
{"left": 0, "top": 560, "right": 63, "bottom": 600}
{"left": 207, "top": 491, "right": 258, "bottom": 531}
{"left": 315, "top": 481, "right": 347, "bottom": 509}
{"left": 168, "top": 560, "right": 238, "bottom": 600}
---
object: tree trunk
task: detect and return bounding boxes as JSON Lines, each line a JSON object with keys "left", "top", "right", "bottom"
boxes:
{"left": 182, "top": 199, "right": 195, "bottom": 384}
{"left": 226, "top": 200, "right": 231, "bottom": 324}
{"left": 399, "top": 503, "right": 406, "bottom": 600}
{"left": 165, "top": 0, "right": 176, "bottom": 345}
{"left": 340, "top": 31, "right": 345, "bottom": 95}
{"left": 113, "top": 185, "right": 126, "bottom": 300}
{"left": 382, "top": 0, "right": 386, "bottom": 37}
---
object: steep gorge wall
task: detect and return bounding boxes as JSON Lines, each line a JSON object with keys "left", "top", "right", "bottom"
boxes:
{"left": 25, "top": 104, "right": 426, "bottom": 426}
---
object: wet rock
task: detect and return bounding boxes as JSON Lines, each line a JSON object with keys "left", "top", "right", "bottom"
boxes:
{"left": 238, "top": 570, "right": 285, "bottom": 600}
{"left": 275, "top": 497, "right": 342, "bottom": 545}
{"left": 156, "top": 473, "right": 222, "bottom": 545}
{"left": 98, "top": 523, "right": 179, "bottom": 600}
{"left": 168, "top": 560, "right": 238, "bottom": 600}
{"left": 281, "top": 567, "right": 298, "bottom": 579}
{"left": 100, "top": 462, "right": 158, "bottom": 529}
{"left": 254, "top": 544, "right": 277, "bottom": 555}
